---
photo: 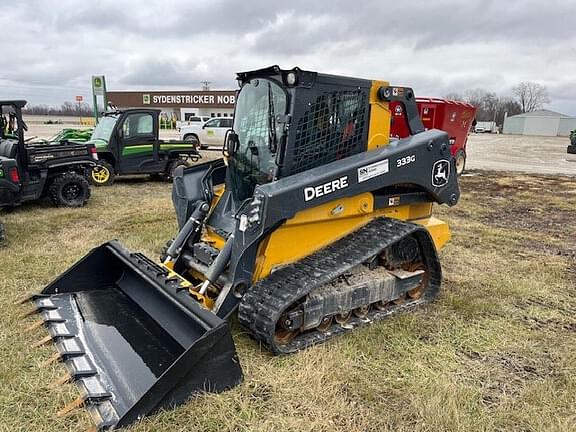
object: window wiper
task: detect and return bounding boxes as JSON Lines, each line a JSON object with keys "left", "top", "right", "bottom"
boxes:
{"left": 267, "top": 82, "right": 277, "bottom": 153}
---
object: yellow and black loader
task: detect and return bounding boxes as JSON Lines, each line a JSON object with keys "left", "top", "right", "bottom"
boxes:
{"left": 22, "top": 66, "right": 460, "bottom": 430}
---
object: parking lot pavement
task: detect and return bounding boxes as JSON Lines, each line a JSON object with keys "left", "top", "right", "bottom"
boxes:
{"left": 466, "top": 134, "right": 576, "bottom": 176}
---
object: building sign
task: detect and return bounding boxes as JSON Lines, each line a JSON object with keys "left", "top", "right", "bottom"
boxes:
{"left": 151, "top": 94, "right": 235, "bottom": 105}
{"left": 107, "top": 90, "right": 237, "bottom": 109}
{"left": 92, "top": 76, "right": 106, "bottom": 96}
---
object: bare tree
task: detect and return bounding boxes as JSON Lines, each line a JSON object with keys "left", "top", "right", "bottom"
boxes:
{"left": 495, "top": 97, "right": 522, "bottom": 125}
{"left": 22, "top": 102, "right": 93, "bottom": 116}
{"left": 462, "top": 88, "right": 500, "bottom": 122}
{"left": 512, "top": 81, "right": 550, "bottom": 112}
{"left": 444, "top": 92, "right": 463, "bottom": 101}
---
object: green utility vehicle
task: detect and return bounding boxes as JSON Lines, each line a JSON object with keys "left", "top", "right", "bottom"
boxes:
{"left": 87, "top": 109, "right": 201, "bottom": 185}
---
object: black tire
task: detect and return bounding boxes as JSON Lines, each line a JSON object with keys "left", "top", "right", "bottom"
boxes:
{"left": 183, "top": 134, "right": 201, "bottom": 150}
{"left": 90, "top": 160, "right": 115, "bottom": 186}
{"left": 149, "top": 173, "right": 164, "bottom": 181}
{"left": 165, "top": 159, "right": 188, "bottom": 181}
{"left": 567, "top": 145, "right": 576, "bottom": 155}
{"left": 48, "top": 172, "right": 91, "bottom": 207}
{"left": 455, "top": 150, "right": 466, "bottom": 175}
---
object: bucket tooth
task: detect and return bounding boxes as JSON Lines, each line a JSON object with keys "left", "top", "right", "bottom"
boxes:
{"left": 55, "top": 338, "right": 85, "bottom": 358}
{"left": 32, "top": 335, "right": 53, "bottom": 348}
{"left": 14, "top": 293, "right": 46, "bottom": 305}
{"left": 57, "top": 395, "right": 86, "bottom": 418}
{"left": 51, "top": 372, "right": 72, "bottom": 388}
{"left": 66, "top": 355, "right": 98, "bottom": 379}
{"left": 20, "top": 306, "right": 41, "bottom": 319}
{"left": 47, "top": 322, "right": 75, "bottom": 339}
{"left": 25, "top": 319, "right": 45, "bottom": 332}
{"left": 21, "top": 297, "right": 58, "bottom": 319}
{"left": 42, "top": 352, "right": 63, "bottom": 367}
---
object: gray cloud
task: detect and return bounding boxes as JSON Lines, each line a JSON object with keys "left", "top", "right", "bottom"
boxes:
{"left": 1, "top": 0, "right": 575, "bottom": 114}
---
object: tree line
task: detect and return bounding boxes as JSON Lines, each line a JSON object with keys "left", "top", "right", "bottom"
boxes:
{"left": 445, "top": 81, "right": 550, "bottom": 125}
{"left": 22, "top": 101, "right": 93, "bottom": 117}
{"left": 20, "top": 81, "right": 551, "bottom": 125}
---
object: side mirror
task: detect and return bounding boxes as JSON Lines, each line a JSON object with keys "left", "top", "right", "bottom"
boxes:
{"left": 223, "top": 131, "right": 239, "bottom": 158}
{"left": 202, "top": 124, "right": 207, "bottom": 129}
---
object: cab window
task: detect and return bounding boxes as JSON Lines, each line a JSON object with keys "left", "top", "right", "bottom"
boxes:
{"left": 122, "top": 113, "right": 154, "bottom": 139}
{"left": 204, "top": 119, "right": 220, "bottom": 128}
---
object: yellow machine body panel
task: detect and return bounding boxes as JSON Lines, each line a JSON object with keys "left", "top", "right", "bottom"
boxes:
{"left": 367, "top": 80, "right": 392, "bottom": 151}
{"left": 252, "top": 193, "right": 450, "bottom": 282}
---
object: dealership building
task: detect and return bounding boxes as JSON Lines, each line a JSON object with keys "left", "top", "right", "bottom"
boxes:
{"left": 106, "top": 90, "right": 236, "bottom": 120}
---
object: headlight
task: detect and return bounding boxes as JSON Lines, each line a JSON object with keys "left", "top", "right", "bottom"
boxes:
{"left": 286, "top": 72, "right": 297, "bottom": 86}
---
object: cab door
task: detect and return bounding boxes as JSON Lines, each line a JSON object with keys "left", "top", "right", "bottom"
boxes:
{"left": 117, "top": 111, "right": 164, "bottom": 174}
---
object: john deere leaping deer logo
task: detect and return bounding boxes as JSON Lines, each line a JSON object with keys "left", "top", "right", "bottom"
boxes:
{"left": 432, "top": 160, "right": 450, "bottom": 187}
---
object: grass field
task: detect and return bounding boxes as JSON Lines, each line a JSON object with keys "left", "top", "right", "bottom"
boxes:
{"left": 1, "top": 171, "right": 575, "bottom": 432}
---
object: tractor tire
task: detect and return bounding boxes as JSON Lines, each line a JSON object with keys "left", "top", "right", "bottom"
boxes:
{"left": 48, "top": 172, "right": 91, "bottom": 207}
{"left": 455, "top": 150, "right": 466, "bottom": 176}
{"left": 183, "top": 134, "right": 201, "bottom": 150}
{"left": 90, "top": 161, "right": 115, "bottom": 186}
{"left": 165, "top": 159, "right": 188, "bottom": 182}
{"left": 567, "top": 145, "right": 576, "bottom": 155}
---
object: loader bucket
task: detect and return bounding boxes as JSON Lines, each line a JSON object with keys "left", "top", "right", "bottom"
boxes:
{"left": 26, "top": 240, "right": 243, "bottom": 430}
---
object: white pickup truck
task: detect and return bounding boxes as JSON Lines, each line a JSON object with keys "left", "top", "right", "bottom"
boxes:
{"left": 179, "top": 117, "right": 233, "bottom": 149}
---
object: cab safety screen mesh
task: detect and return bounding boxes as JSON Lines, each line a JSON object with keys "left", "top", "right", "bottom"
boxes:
{"left": 290, "top": 89, "right": 368, "bottom": 174}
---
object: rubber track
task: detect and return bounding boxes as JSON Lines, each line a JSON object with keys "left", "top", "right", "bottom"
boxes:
{"left": 238, "top": 217, "right": 442, "bottom": 354}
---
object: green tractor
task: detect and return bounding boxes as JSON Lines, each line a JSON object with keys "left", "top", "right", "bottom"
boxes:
{"left": 86, "top": 109, "right": 201, "bottom": 186}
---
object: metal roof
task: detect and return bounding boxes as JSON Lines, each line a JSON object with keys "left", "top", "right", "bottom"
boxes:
{"left": 508, "top": 109, "right": 573, "bottom": 119}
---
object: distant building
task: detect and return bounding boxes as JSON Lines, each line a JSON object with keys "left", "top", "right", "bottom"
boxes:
{"left": 106, "top": 90, "right": 236, "bottom": 121}
{"left": 503, "top": 109, "right": 576, "bottom": 137}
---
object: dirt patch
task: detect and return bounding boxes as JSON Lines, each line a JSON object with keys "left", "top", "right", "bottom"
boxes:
{"left": 459, "top": 349, "right": 556, "bottom": 408}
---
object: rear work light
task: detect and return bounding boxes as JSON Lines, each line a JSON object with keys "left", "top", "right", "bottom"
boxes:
{"left": 9, "top": 167, "right": 20, "bottom": 183}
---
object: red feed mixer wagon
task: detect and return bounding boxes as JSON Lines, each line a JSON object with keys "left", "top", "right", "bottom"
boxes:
{"left": 390, "top": 98, "right": 476, "bottom": 175}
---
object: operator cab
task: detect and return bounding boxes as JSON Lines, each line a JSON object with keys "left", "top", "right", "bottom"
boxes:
{"left": 225, "top": 66, "right": 369, "bottom": 204}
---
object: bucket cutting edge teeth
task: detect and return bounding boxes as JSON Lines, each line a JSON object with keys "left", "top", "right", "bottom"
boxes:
{"left": 20, "top": 306, "right": 40, "bottom": 318}
{"left": 41, "top": 352, "right": 63, "bottom": 367}
{"left": 13, "top": 293, "right": 39, "bottom": 305}
{"left": 25, "top": 319, "right": 46, "bottom": 332}
{"left": 57, "top": 395, "right": 86, "bottom": 418}
{"left": 51, "top": 372, "right": 72, "bottom": 388}
{"left": 32, "top": 335, "right": 53, "bottom": 348}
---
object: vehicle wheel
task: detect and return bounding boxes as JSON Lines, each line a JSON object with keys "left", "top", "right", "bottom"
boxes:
{"left": 455, "top": 150, "right": 466, "bottom": 175}
{"left": 90, "top": 161, "right": 115, "bottom": 186}
{"left": 183, "top": 134, "right": 201, "bottom": 150}
{"left": 567, "top": 145, "right": 576, "bottom": 155}
{"left": 149, "top": 173, "right": 164, "bottom": 181}
{"left": 48, "top": 172, "right": 91, "bottom": 207}
{"left": 165, "top": 159, "right": 189, "bottom": 181}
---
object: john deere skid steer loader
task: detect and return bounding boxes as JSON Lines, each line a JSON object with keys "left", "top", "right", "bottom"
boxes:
{"left": 22, "top": 66, "right": 459, "bottom": 430}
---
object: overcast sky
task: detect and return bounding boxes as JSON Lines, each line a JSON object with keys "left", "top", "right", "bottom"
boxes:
{"left": 2, "top": 0, "right": 575, "bottom": 114}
